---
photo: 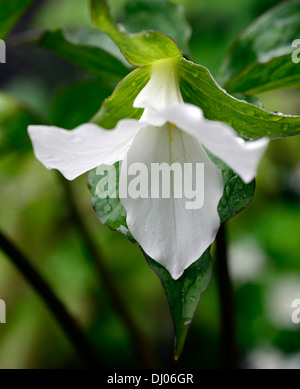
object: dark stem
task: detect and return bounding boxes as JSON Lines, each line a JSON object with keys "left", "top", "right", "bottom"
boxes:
{"left": 215, "top": 222, "right": 239, "bottom": 369}
{"left": 0, "top": 230, "right": 104, "bottom": 369}
{"left": 60, "top": 176, "right": 157, "bottom": 368}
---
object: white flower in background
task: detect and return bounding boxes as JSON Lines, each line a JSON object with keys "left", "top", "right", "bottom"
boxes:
{"left": 265, "top": 274, "right": 300, "bottom": 330}
{"left": 28, "top": 58, "right": 268, "bottom": 279}
{"left": 228, "top": 236, "right": 267, "bottom": 284}
{"left": 245, "top": 345, "right": 300, "bottom": 369}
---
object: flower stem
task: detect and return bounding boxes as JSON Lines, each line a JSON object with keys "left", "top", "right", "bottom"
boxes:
{"left": 215, "top": 222, "right": 239, "bottom": 369}
{"left": 0, "top": 229, "right": 104, "bottom": 368}
{"left": 60, "top": 176, "right": 157, "bottom": 368}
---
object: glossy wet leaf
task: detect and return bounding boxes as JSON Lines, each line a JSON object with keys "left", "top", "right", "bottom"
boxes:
{"left": 145, "top": 250, "right": 212, "bottom": 359}
{"left": 88, "top": 162, "right": 134, "bottom": 241}
{"left": 92, "top": 66, "right": 150, "bottom": 128}
{"left": 92, "top": 56, "right": 300, "bottom": 137}
{"left": 216, "top": 159, "right": 255, "bottom": 223}
{"left": 0, "top": 0, "right": 35, "bottom": 39}
{"left": 179, "top": 58, "right": 300, "bottom": 138}
{"left": 36, "top": 29, "right": 130, "bottom": 82}
{"left": 124, "top": 0, "right": 191, "bottom": 55}
{"left": 231, "top": 93, "right": 264, "bottom": 109}
{"left": 218, "top": 0, "right": 300, "bottom": 94}
{"left": 90, "top": 0, "right": 182, "bottom": 65}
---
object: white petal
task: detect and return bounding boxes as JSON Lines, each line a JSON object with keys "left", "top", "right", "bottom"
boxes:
{"left": 120, "top": 123, "right": 223, "bottom": 280}
{"left": 28, "top": 120, "right": 143, "bottom": 180}
{"left": 158, "top": 103, "right": 269, "bottom": 184}
{"left": 134, "top": 58, "right": 183, "bottom": 127}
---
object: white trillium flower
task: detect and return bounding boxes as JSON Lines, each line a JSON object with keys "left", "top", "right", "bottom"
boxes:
{"left": 28, "top": 58, "right": 268, "bottom": 279}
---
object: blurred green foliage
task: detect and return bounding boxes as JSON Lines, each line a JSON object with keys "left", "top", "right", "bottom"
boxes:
{"left": 0, "top": 0, "right": 300, "bottom": 369}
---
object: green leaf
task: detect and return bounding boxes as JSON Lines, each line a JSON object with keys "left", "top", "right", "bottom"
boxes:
{"left": 218, "top": 0, "right": 300, "bottom": 94}
{"left": 213, "top": 94, "right": 261, "bottom": 223}
{"left": 0, "top": 0, "right": 35, "bottom": 39}
{"left": 145, "top": 250, "right": 212, "bottom": 360}
{"left": 35, "top": 29, "right": 130, "bottom": 82}
{"left": 179, "top": 58, "right": 300, "bottom": 138}
{"left": 92, "top": 66, "right": 150, "bottom": 128}
{"left": 0, "top": 92, "right": 39, "bottom": 156}
{"left": 216, "top": 160, "right": 255, "bottom": 223}
{"left": 50, "top": 79, "right": 113, "bottom": 129}
{"left": 88, "top": 162, "right": 135, "bottom": 241}
{"left": 90, "top": 0, "right": 182, "bottom": 65}
{"left": 231, "top": 93, "right": 264, "bottom": 109}
{"left": 123, "top": 0, "right": 191, "bottom": 55}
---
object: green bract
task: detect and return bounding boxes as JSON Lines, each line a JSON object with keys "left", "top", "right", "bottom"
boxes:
{"left": 92, "top": 66, "right": 150, "bottom": 128}
{"left": 123, "top": 0, "right": 191, "bottom": 55}
{"left": 90, "top": 0, "right": 182, "bottom": 66}
{"left": 92, "top": 55, "right": 300, "bottom": 137}
{"left": 179, "top": 58, "right": 300, "bottom": 138}
{"left": 146, "top": 250, "right": 212, "bottom": 360}
{"left": 88, "top": 162, "right": 134, "bottom": 241}
{"left": 89, "top": 0, "right": 300, "bottom": 139}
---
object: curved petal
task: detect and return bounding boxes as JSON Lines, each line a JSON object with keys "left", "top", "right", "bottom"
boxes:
{"left": 134, "top": 59, "right": 182, "bottom": 127}
{"left": 158, "top": 103, "right": 269, "bottom": 184}
{"left": 120, "top": 123, "right": 223, "bottom": 279}
{"left": 28, "top": 120, "right": 143, "bottom": 180}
